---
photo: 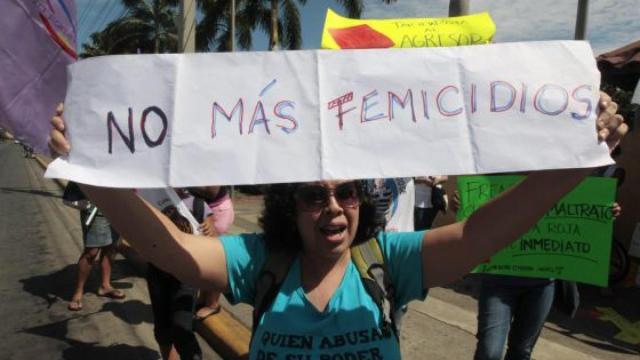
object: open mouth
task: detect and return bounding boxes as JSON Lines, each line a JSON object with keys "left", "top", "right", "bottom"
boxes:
{"left": 320, "top": 224, "right": 347, "bottom": 237}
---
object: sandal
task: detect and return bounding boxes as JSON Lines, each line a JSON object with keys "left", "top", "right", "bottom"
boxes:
{"left": 97, "top": 288, "right": 126, "bottom": 300}
{"left": 195, "top": 305, "right": 221, "bottom": 321}
{"left": 68, "top": 300, "right": 83, "bottom": 311}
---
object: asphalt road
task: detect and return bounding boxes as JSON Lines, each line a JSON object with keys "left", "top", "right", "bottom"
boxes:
{"left": 0, "top": 140, "right": 219, "bottom": 360}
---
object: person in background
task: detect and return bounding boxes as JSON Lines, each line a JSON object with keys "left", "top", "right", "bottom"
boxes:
{"left": 144, "top": 188, "right": 212, "bottom": 360}
{"left": 366, "top": 178, "right": 415, "bottom": 330}
{"left": 368, "top": 178, "right": 415, "bottom": 232}
{"left": 594, "top": 145, "right": 626, "bottom": 296}
{"left": 414, "top": 176, "right": 448, "bottom": 231}
{"left": 187, "top": 186, "right": 235, "bottom": 320}
{"left": 446, "top": 187, "right": 623, "bottom": 360}
{"left": 66, "top": 182, "right": 125, "bottom": 311}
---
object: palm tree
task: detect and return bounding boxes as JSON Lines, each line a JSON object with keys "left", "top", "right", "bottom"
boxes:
{"left": 80, "top": 0, "right": 397, "bottom": 57}
{"left": 80, "top": 0, "right": 179, "bottom": 57}
{"left": 81, "top": 0, "right": 181, "bottom": 57}
{"left": 80, "top": 19, "right": 143, "bottom": 57}
{"left": 80, "top": 32, "right": 109, "bottom": 58}
{"left": 116, "top": 0, "right": 178, "bottom": 53}
{"left": 82, "top": 0, "right": 252, "bottom": 55}
{"left": 249, "top": 0, "right": 396, "bottom": 51}
{"left": 223, "top": 0, "right": 289, "bottom": 51}
{"left": 197, "top": 0, "right": 257, "bottom": 51}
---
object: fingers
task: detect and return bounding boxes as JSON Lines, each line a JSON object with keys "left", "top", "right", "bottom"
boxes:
{"left": 49, "top": 128, "right": 70, "bottom": 155}
{"left": 611, "top": 202, "right": 622, "bottom": 218}
{"left": 599, "top": 95, "right": 618, "bottom": 117}
{"left": 596, "top": 103, "right": 620, "bottom": 131}
{"left": 599, "top": 91, "right": 611, "bottom": 103}
{"left": 598, "top": 113, "right": 626, "bottom": 144}
{"left": 49, "top": 103, "right": 69, "bottom": 156}
{"left": 51, "top": 115, "right": 65, "bottom": 132}
{"left": 52, "top": 102, "right": 65, "bottom": 130}
{"left": 595, "top": 93, "right": 627, "bottom": 151}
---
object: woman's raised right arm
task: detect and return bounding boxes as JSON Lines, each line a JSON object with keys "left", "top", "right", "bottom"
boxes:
{"left": 50, "top": 105, "right": 229, "bottom": 291}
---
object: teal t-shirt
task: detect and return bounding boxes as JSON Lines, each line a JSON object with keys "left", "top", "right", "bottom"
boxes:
{"left": 220, "top": 231, "right": 427, "bottom": 360}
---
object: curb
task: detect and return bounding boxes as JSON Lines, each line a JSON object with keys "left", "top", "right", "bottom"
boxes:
{"left": 196, "top": 309, "right": 251, "bottom": 359}
{"left": 33, "top": 156, "right": 253, "bottom": 358}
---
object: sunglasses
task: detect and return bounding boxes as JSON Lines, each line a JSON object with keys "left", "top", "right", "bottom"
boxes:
{"left": 295, "top": 182, "right": 361, "bottom": 212}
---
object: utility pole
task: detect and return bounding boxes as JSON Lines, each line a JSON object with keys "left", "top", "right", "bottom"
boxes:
{"left": 230, "top": 0, "right": 236, "bottom": 52}
{"left": 178, "top": 0, "right": 196, "bottom": 52}
{"left": 448, "top": 0, "right": 469, "bottom": 17}
{"left": 269, "top": 0, "right": 279, "bottom": 50}
{"left": 574, "top": 0, "right": 589, "bottom": 40}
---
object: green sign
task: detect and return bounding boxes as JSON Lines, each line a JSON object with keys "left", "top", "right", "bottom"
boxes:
{"left": 457, "top": 175, "right": 616, "bottom": 286}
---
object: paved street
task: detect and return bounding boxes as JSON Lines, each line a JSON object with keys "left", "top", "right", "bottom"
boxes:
{"left": 1, "top": 137, "right": 639, "bottom": 359}
{"left": 0, "top": 140, "right": 219, "bottom": 360}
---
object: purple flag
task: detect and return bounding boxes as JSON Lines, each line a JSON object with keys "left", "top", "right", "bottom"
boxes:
{"left": 0, "top": 0, "right": 77, "bottom": 154}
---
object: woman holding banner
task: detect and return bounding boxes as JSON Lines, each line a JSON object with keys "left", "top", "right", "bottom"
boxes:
{"left": 48, "top": 94, "right": 626, "bottom": 358}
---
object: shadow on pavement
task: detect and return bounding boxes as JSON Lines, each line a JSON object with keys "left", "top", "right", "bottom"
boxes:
{"left": 20, "top": 263, "right": 77, "bottom": 308}
{"left": 444, "top": 275, "right": 640, "bottom": 355}
{"left": 548, "top": 285, "right": 640, "bottom": 355}
{"left": 22, "top": 318, "right": 158, "bottom": 360}
{"left": 62, "top": 342, "right": 159, "bottom": 360}
{"left": 101, "top": 299, "right": 154, "bottom": 325}
{"left": 18, "top": 260, "right": 158, "bottom": 358}
{"left": 0, "top": 186, "right": 61, "bottom": 199}
{"left": 20, "top": 259, "right": 136, "bottom": 306}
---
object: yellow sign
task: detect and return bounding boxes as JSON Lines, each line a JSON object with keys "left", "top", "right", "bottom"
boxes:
{"left": 321, "top": 8, "right": 496, "bottom": 50}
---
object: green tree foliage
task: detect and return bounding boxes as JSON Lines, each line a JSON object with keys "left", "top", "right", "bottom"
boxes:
{"left": 81, "top": 0, "right": 251, "bottom": 55}
{"left": 248, "top": 0, "right": 395, "bottom": 50}
{"left": 197, "top": 0, "right": 256, "bottom": 51}
{"left": 82, "top": 0, "right": 179, "bottom": 56}
{"left": 81, "top": 0, "right": 397, "bottom": 56}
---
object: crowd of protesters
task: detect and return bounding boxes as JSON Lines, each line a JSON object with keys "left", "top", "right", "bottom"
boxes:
{"left": 40, "top": 8, "right": 629, "bottom": 359}
{"left": 49, "top": 89, "right": 627, "bottom": 359}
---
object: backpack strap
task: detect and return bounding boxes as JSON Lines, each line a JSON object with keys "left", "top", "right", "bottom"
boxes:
{"left": 252, "top": 249, "right": 297, "bottom": 336}
{"left": 252, "top": 238, "right": 398, "bottom": 340}
{"left": 352, "top": 237, "right": 398, "bottom": 339}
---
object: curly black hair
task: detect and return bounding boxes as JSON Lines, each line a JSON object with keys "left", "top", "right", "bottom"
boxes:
{"left": 259, "top": 181, "right": 385, "bottom": 252}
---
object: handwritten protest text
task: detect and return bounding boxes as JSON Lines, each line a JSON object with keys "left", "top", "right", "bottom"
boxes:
{"left": 328, "top": 83, "right": 593, "bottom": 130}
{"left": 107, "top": 106, "right": 168, "bottom": 154}
{"left": 211, "top": 99, "right": 298, "bottom": 139}
{"left": 457, "top": 176, "right": 615, "bottom": 286}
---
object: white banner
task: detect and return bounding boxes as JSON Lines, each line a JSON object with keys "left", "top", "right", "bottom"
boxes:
{"left": 46, "top": 41, "right": 612, "bottom": 187}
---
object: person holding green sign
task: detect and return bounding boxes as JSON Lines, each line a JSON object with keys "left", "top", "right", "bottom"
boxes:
{"left": 468, "top": 194, "right": 622, "bottom": 360}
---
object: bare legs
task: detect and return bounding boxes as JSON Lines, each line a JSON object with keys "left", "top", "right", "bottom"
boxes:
{"left": 69, "top": 243, "right": 123, "bottom": 311}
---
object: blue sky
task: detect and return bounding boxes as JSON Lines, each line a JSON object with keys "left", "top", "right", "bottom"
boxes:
{"left": 76, "top": 0, "right": 640, "bottom": 55}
